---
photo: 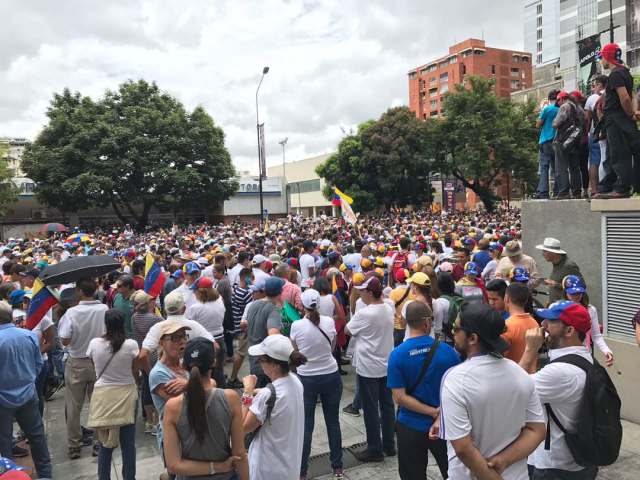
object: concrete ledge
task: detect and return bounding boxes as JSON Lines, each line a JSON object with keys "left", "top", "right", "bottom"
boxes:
{"left": 591, "top": 197, "right": 640, "bottom": 212}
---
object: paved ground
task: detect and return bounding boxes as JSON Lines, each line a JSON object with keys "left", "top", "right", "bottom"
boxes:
{"left": 13, "top": 360, "right": 640, "bottom": 479}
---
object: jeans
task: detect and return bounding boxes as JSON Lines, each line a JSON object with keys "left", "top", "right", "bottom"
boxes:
{"left": 537, "top": 141, "right": 555, "bottom": 196}
{"left": 35, "top": 362, "right": 48, "bottom": 417}
{"left": 0, "top": 394, "right": 52, "bottom": 479}
{"left": 600, "top": 112, "right": 640, "bottom": 194}
{"left": 357, "top": 375, "right": 395, "bottom": 455}
{"left": 351, "top": 378, "right": 362, "bottom": 410}
{"left": 298, "top": 371, "right": 343, "bottom": 475}
{"left": 554, "top": 143, "right": 582, "bottom": 196}
{"left": 396, "top": 422, "right": 449, "bottom": 480}
{"left": 50, "top": 339, "right": 65, "bottom": 382}
{"left": 588, "top": 133, "right": 601, "bottom": 167}
{"left": 529, "top": 465, "right": 597, "bottom": 480}
{"left": 393, "top": 329, "right": 405, "bottom": 347}
{"left": 213, "top": 337, "right": 226, "bottom": 388}
{"left": 98, "top": 422, "right": 136, "bottom": 480}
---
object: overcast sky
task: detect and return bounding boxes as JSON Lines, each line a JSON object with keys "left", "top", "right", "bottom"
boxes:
{"left": 0, "top": 0, "right": 524, "bottom": 174}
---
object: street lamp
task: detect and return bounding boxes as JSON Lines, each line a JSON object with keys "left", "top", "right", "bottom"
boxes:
{"left": 256, "top": 66, "right": 269, "bottom": 223}
{"left": 279, "top": 137, "right": 288, "bottom": 213}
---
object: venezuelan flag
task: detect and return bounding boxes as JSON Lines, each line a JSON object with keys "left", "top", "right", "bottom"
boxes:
{"left": 144, "top": 252, "right": 166, "bottom": 298}
{"left": 26, "top": 279, "right": 58, "bottom": 330}
{"left": 333, "top": 186, "right": 353, "bottom": 207}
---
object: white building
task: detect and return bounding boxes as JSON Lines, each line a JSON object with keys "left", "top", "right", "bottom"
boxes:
{"left": 0, "top": 137, "right": 35, "bottom": 196}
{"left": 222, "top": 175, "right": 287, "bottom": 218}
{"left": 525, "top": 0, "right": 561, "bottom": 68}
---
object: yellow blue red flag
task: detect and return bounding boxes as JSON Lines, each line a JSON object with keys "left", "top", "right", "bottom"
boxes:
{"left": 144, "top": 253, "right": 166, "bottom": 298}
{"left": 26, "top": 278, "right": 58, "bottom": 330}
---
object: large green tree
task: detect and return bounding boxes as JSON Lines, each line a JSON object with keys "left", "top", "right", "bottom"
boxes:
{"left": 0, "top": 142, "right": 19, "bottom": 216}
{"left": 22, "top": 80, "right": 237, "bottom": 228}
{"left": 427, "top": 76, "right": 538, "bottom": 211}
{"left": 316, "top": 107, "right": 432, "bottom": 212}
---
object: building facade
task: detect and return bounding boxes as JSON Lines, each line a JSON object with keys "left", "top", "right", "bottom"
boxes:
{"left": 222, "top": 175, "right": 286, "bottom": 219}
{"left": 266, "top": 154, "right": 335, "bottom": 217}
{"left": 0, "top": 137, "right": 35, "bottom": 196}
{"left": 525, "top": 0, "right": 561, "bottom": 67}
{"left": 408, "top": 39, "right": 532, "bottom": 119}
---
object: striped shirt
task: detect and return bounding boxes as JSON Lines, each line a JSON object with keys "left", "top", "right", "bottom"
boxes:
{"left": 231, "top": 285, "right": 252, "bottom": 333}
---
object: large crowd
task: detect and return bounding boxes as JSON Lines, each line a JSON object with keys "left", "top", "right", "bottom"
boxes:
{"left": 0, "top": 204, "right": 631, "bottom": 480}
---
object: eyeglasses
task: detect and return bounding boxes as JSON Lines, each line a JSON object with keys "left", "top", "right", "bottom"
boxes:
{"left": 451, "top": 324, "right": 471, "bottom": 335}
{"left": 164, "top": 333, "right": 187, "bottom": 343}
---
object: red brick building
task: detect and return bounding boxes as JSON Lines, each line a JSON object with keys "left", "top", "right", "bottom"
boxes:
{"left": 408, "top": 39, "right": 532, "bottom": 119}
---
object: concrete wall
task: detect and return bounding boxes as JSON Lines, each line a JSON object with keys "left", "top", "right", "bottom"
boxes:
{"left": 522, "top": 199, "right": 640, "bottom": 422}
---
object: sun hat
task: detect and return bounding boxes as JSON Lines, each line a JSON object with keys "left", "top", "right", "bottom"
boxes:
{"left": 252, "top": 254, "right": 267, "bottom": 265}
{"left": 250, "top": 277, "right": 266, "bottom": 293}
{"left": 416, "top": 255, "right": 433, "bottom": 267}
{"left": 439, "top": 261, "right": 453, "bottom": 273}
{"left": 394, "top": 268, "right": 410, "bottom": 283}
{"left": 183, "top": 262, "right": 201, "bottom": 275}
{"left": 301, "top": 288, "right": 320, "bottom": 310}
{"left": 248, "top": 334, "right": 294, "bottom": 362}
{"left": 535, "top": 300, "right": 591, "bottom": 333}
{"left": 130, "top": 290, "right": 153, "bottom": 307}
{"left": 352, "top": 272, "right": 366, "bottom": 285}
{"left": 535, "top": 237, "right": 566, "bottom": 255}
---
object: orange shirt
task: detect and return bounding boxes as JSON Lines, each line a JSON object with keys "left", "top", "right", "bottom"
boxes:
{"left": 502, "top": 313, "right": 539, "bottom": 371}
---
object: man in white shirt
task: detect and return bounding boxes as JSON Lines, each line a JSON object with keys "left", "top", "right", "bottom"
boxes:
{"left": 58, "top": 277, "right": 108, "bottom": 459}
{"left": 519, "top": 301, "right": 599, "bottom": 479}
{"left": 584, "top": 75, "right": 606, "bottom": 197}
{"left": 345, "top": 275, "right": 395, "bottom": 462}
{"left": 172, "top": 261, "right": 200, "bottom": 310}
{"left": 439, "top": 303, "right": 545, "bottom": 480}
{"left": 251, "top": 254, "right": 271, "bottom": 285}
{"left": 299, "top": 240, "right": 316, "bottom": 289}
{"left": 227, "top": 251, "right": 251, "bottom": 287}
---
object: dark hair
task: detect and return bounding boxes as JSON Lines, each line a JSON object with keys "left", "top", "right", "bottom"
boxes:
{"left": 405, "top": 301, "right": 433, "bottom": 330}
{"left": 2, "top": 262, "right": 14, "bottom": 276}
{"left": 214, "top": 264, "right": 226, "bottom": 275}
{"left": 239, "top": 267, "right": 253, "bottom": 281}
{"left": 548, "top": 89, "right": 559, "bottom": 101}
{"left": 313, "top": 276, "right": 331, "bottom": 295}
{"left": 486, "top": 279, "right": 508, "bottom": 298}
{"left": 131, "top": 259, "right": 145, "bottom": 276}
{"left": 195, "top": 287, "right": 220, "bottom": 303}
{"left": 430, "top": 241, "right": 443, "bottom": 254}
{"left": 576, "top": 330, "right": 586, "bottom": 342}
{"left": 237, "top": 251, "right": 250, "bottom": 264}
{"left": 118, "top": 274, "right": 134, "bottom": 290}
{"left": 400, "top": 237, "right": 411, "bottom": 250}
{"left": 76, "top": 277, "right": 98, "bottom": 297}
{"left": 437, "top": 272, "right": 456, "bottom": 296}
{"left": 104, "top": 309, "right": 126, "bottom": 354}
{"left": 593, "top": 75, "right": 608, "bottom": 87}
{"left": 186, "top": 364, "right": 210, "bottom": 443}
{"left": 506, "top": 283, "right": 530, "bottom": 308}
{"left": 260, "top": 351, "right": 307, "bottom": 374}
{"left": 11, "top": 263, "right": 25, "bottom": 275}
{"left": 106, "top": 270, "right": 122, "bottom": 285}
{"left": 0, "top": 282, "right": 14, "bottom": 301}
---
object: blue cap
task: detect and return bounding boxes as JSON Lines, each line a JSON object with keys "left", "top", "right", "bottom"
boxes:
{"left": 183, "top": 262, "right": 201, "bottom": 275}
{"left": 251, "top": 277, "right": 267, "bottom": 293}
{"left": 265, "top": 277, "right": 285, "bottom": 297}
{"left": 9, "top": 290, "right": 26, "bottom": 306}
{"left": 171, "top": 270, "right": 184, "bottom": 279}
{"left": 511, "top": 266, "right": 530, "bottom": 283}
{"left": 488, "top": 242, "right": 502, "bottom": 252}
{"left": 464, "top": 261, "right": 479, "bottom": 276}
{"left": 562, "top": 275, "right": 586, "bottom": 295}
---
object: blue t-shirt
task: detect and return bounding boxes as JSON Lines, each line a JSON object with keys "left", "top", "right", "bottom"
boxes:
{"left": 538, "top": 104, "right": 559, "bottom": 144}
{"left": 387, "top": 335, "right": 460, "bottom": 432}
{"left": 149, "top": 361, "right": 187, "bottom": 449}
{"left": 472, "top": 250, "right": 491, "bottom": 271}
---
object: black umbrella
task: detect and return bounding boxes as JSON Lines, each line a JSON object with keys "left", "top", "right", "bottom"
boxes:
{"left": 39, "top": 256, "right": 121, "bottom": 286}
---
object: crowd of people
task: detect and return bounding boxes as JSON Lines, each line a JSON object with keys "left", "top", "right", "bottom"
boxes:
{"left": 0, "top": 206, "right": 630, "bottom": 480}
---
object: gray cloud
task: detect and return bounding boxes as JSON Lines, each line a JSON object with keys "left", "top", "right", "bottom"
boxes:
{"left": 0, "top": 0, "right": 523, "bottom": 172}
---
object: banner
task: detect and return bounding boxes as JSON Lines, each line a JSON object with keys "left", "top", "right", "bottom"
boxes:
{"left": 258, "top": 123, "right": 266, "bottom": 178}
{"left": 340, "top": 197, "right": 358, "bottom": 225}
{"left": 443, "top": 180, "right": 455, "bottom": 213}
{"left": 577, "top": 34, "right": 601, "bottom": 90}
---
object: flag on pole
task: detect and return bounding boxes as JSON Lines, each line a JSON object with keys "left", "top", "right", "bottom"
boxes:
{"left": 26, "top": 279, "right": 58, "bottom": 330}
{"left": 332, "top": 186, "right": 353, "bottom": 206}
{"left": 144, "top": 252, "right": 166, "bottom": 298}
{"left": 340, "top": 197, "right": 358, "bottom": 225}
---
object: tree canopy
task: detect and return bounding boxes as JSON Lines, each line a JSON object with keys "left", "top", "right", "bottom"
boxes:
{"left": 22, "top": 80, "right": 237, "bottom": 228}
{"left": 0, "top": 142, "right": 19, "bottom": 216}
{"left": 316, "top": 107, "right": 432, "bottom": 212}
{"left": 427, "top": 76, "right": 538, "bottom": 211}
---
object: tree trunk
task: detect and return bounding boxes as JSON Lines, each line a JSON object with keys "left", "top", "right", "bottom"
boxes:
{"left": 110, "top": 199, "right": 128, "bottom": 225}
{"left": 452, "top": 170, "right": 500, "bottom": 212}
{"left": 137, "top": 203, "right": 151, "bottom": 231}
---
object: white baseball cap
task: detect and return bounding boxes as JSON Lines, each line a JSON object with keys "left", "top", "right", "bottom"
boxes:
{"left": 301, "top": 288, "right": 320, "bottom": 310}
{"left": 248, "top": 334, "right": 293, "bottom": 362}
{"left": 253, "top": 254, "right": 267, "bottom": 265}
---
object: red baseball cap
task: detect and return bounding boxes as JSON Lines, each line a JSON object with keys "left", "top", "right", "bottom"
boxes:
{"left": 556, "top": 91, "right": 569, "bottom": 101}
{"left": 190, "top": 277, "right": 213, "bottom": 290}
{"left": 599, "top": 43, "right": 624, "bottom": 66}
{"left": 535, "top": 301, "right": 591, "bottom": 333}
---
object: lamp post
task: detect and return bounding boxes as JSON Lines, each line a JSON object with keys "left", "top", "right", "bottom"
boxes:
{"left": 256, "top": 66, "right": 269, "bottom": 223}
{"left": 609, "top": 0, "right": 614, "bottom": 43}
{"left": 279, "top": 137, "right": 288, "bottom": 213}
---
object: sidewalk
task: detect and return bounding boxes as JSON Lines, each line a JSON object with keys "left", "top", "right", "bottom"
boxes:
{"left": 17, "top": 362, "right": 640, "bottom": 479}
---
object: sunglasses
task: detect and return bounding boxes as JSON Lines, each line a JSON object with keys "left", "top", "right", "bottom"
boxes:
{"left": 163, "top": 332, "right": 188, "bottom": 343}
{"left": 451, "top": 324, "right": 472, "bottom": 335}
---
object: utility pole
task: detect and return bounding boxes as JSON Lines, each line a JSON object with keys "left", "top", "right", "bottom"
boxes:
{"left": 609, "top": 0, "right": 614, "bottom": 43}
{"left": 279, "top": 137, "right": 288, "bottom": 213}
{"left": 255, "top": 66, "right": 269, "bottom": 224}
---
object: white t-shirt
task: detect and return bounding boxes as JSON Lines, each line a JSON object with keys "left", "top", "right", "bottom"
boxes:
{"left": 58, "top": 301, "right": 109, "bottom": 359}
{"left": 342, "top": 253, "right": 362, "bottom": 272}
{"left": 401, "top": 298, "right": 447, "bottom": 340}
{"left": 185, "top": 297, "right": 226, "bottom": 338}
{"left": 142, "top": 315, "right": 214, "bottom": 353}
{"left": 249, "top": 374, "right": 304, "bottom": 480}
{"left": 584, "top": 92, "right": 600, "bottom": 133}
{"left": 252, "top": 268, "right": 270, "bottom": 286}
{"left": 228, "top": 263, "right": 244, "bottom": 287}
{"left": 173, "top": 283, "right": 197, "bottom": 310}
{"left": 299, "top": 253, "right": 316, "bottom": 287}
{"left": 317, "top": 295, "right": 335, "bottom": 317}
{"left": 32, "top": 312, "right": 54, "bottom": 361}
{"left": 347, "top": 302, "right": 394, "bottom": 378}
{"left": 87, "top": 338, "right": 139, "bottom": 387}
{"left": 290, "top": 315, "right": 338, "bottom": 376}
{"left": 440, "top": 354, "right": 545, "bottom": 480}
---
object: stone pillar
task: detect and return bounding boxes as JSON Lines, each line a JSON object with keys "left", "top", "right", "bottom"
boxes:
{"left": 312, "top": 206, "right": 317, "bottom": 217}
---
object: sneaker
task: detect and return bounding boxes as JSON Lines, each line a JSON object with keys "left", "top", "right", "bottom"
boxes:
{"left": 333, "top": 468, "right": 344, "bottom": 479}
{"left": 68, "top": 448, "right": 81, "bottom": 460}
{"left": 227, "top": 378, "right": 244, "bottom": 389}
{"left": 352, "top": 449, "right": 384, "bottom": 463}
{"left": 12, "top": 444, "right": 28, "bottom": 458}
{"left": 342, "top": 404, "right": 360, "bottom": 417}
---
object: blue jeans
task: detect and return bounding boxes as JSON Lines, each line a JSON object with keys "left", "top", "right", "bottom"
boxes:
{"left": 98, "top": 422, "right": 136, "bottom": 480}
{"left": 35, "top": 362, "right": 48, "bottom": 417}
{"left": 0, "top": 393, "right": 52, "bottom": 479}
{"left": 357, "top": 375, "right": 395, "bottom": 455}
{"left": 298, "top": 371, "right": 343, "bottom": 475}
{"left": 588, "top": 133, "right": 601, "bottom": 167}
{"left": 352, "top": 377, "right": 362, "bottom": 410}
{"left": 537, "top": 141, "right": 555, "bottom": 196}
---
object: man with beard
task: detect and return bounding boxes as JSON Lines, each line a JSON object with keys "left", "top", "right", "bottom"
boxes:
{"left": 438, "top": 303, "right": 545, "bottom": 479}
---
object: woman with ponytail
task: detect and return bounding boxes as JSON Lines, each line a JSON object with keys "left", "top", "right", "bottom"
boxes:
{"left": 87, "top": 309, "right": 141, "bottom": 480}
{"left": 290, "top": 289, "right": 344, "bottom": 480}
{"left": 241, "top": 334, "right": 307, "bottom": 480}
{"left": 163, "top": 337, "right": 248, "bottom": 480}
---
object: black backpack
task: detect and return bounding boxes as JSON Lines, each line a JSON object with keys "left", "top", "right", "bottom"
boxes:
{"left": 544, "top": 354, "right": 622, "bottom": 467}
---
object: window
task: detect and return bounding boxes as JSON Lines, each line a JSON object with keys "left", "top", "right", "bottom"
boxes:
{"left": 462, "top": 64, "right": 467, "bottom": 75}
{"left": 537, "top": 41, "right": 542, "bottom": 53}
{"left": 427, "top": 64, "right": 437, "bottom": 72}
{"left": 522, "top": 56, "right": 529, "bottom": 62}
{"left": 537, "top": 29, "right": 542, "bottom": 40}
{"left": 491, "top": 64, "right": 496, "bottom": 74}
{"left": 439, "top": 84, "right": 449, "bottom": 94}
{"left": 289, "top": 179, "right": 321, "bottom": 193}
{"left": 439, "top": 60, "right": 449, "bottom": 68}
{"left": 429, "top": 87, "right": 438, "bottom": 97}
{"left": 430, "top": 99, "right": 437, "bottom": 109}
{"left": 408, "top": 71, "right": 418, "bottom": 79}
{"left": 511, "top": 80, "right": 520, "bottom": 89}
{"left": 511, "top": 68, "right": 520, "bottom": 77}
{"left": 474, "top": 49, "right": 485, "bottom": 56}
{"left": 430, "top": 110, "right": 438, "bottom": 117}
{"left": 537, "top": 3, "right": 542, "bottom": 14}
{"left": 537, "top": 16, "right": 542, "bottom": 27}
{"left": 450, "top": 56, "right": 457, "bottom": 64}
{"left": 439, "top": 72, "right": 449, "bottom": 81}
